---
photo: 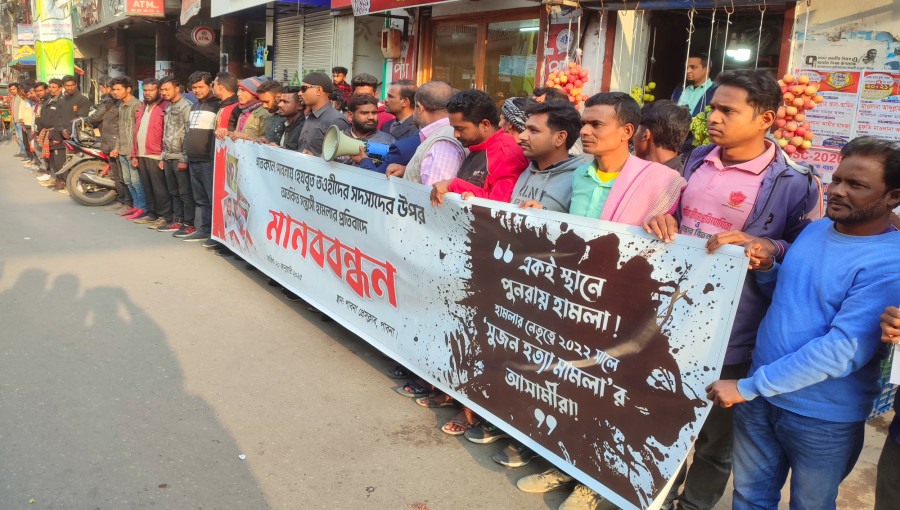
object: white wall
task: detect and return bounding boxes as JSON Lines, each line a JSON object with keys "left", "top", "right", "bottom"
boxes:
{"left": 580, "top": 11, "right": 607, "bottom": 97}
{"left": 609, "top": 10, "right": 651, "bottom": 94}
{"left": 353, "top": 16, "right": 389, "bottom": 93}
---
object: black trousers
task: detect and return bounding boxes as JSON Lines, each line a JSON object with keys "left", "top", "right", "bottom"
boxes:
{"left": 49, "top": 147, "right": 66, "bottom": 175}
{"left": 106, "top": 154, "right": 132, "bottom": 207}
{"left": 163, "top": 159, "right": 195, "bottom": 225}
{"left": 137, "top": 157, "right": 172, "bottom": 221}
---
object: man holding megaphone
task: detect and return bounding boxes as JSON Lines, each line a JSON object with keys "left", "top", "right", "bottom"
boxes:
{"left": 331, "top": 94, "right": 396, "bottom": 167}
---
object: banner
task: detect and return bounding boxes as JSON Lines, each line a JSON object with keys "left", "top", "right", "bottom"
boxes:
{"left": 30, "top": 0, "right": 74, "bottom": 81}
{"left": 125, "top": 0, "right": 164, "bottom": 17}
{"left": 211, "top": 140, "right": 748, "bottom": 510}
{"left": 180, "top": 0, "right": 200, "bottom": 24}
{"left": 16, "top": 24, "right": 34, "bottom": 45}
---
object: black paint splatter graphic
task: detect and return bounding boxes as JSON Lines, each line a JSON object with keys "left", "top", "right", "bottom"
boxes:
{"left": 446, "top": 206, "right": 704, "bottom": 508}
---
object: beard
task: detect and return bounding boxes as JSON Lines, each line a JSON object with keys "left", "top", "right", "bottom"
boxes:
{"left": 826, "top": 195, "right": 888, "bottom": 224}
{"left": 353, "top": 119, "right": 377, "bottom": 135}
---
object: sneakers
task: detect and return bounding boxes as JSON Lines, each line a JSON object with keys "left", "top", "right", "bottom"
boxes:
{"left": 36, "top": 173, "right": 53, "bottom": 182}
{"left": 492, "top": 441, "right": 537, "bottom": 468}
{"left": 558, "top": 484, "right": 603, "bottom": 510}
{"left": 464, "top": 422, "right": 511, "bottom": 444}
{"left": 181, "top": 230, "right": 209, "bottom": 242}
{"left": 202, "top": 239, "right": 222, "bottom": 250}
{"left": 173, "top": 225, "right": 196, "bottom": 238}
{"left": 125, "top": 209, "right": 147, "bottom": 220}
{"left": 134, "top": 215, "right": 158, "bottom": 224}
{"left": 158, "top": 221, "right": 182, "bottom": 232}
{"left": 119, "top": 207, "right": 138, "bottom": 217}
{"left": 516, "top": 468, "right": 575, "bottom": 493}
{"left": 39, "top": 178, "right": 58, "bottom": 187}
{"left": 105, "top": 203, "right": 129, "bottom": 212}
{"left": 147, "top": 217, "right": 169, "bottom": 229}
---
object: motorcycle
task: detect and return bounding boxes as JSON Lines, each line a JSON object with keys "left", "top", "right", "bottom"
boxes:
{"left": 55, "top": 118, "right": 117, "bottom": 206}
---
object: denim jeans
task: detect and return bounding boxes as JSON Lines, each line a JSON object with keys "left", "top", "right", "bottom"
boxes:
{"left": 118, "top": 155, "right": 146, "bottom": 211}
{"left": 14, "top": 123, "right": 27, "bottom": 154}
{"left": 107, "top": 154, "right": 132, "bottom": 207}
{"left": 189, "top": 160, "right": 214, "bottom": 234}
{"left": 732, "top": 397, "right": 864, "bottom": 510}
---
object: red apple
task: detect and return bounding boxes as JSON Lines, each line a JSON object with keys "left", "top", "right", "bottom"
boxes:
{"left": 783, "top": 74, "right": 795, "bottom": 84}
{"left": 793, "top": 98, "right": 805, "bottom": 108}
{"left": 783, "top": 144, "right": 797, "bottom": 154}
{"left": 783, "top": 92, "right": 795, "bottom": 103}
{"left": 791, "top": 85, "right": 805, "bottom": 96}
{"left": 785, "top": 121, "right": 798, "bottom": 131}
{"left": 804, "top": 100, "right": 816, "bottom": 110}
{"left": 804, "top": 131, "right": 815, "bottom": 141}
{"left": 798, "top": 75, "right": 810, "bottom": 85}
{"left": 783, "top": 131, "right": 795, "bottom": 139}
{"left": 795, "top": 126, "right": 807, "bottom": 137}
{"left": 794, "top": 113, "right": 806, "bottom": 122}
{"left": 775, "top": 118, "right": 787, "bottom": 128}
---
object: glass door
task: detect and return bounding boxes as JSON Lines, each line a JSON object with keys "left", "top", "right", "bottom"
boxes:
{"left": 484, "top": 19, "right": 540, "bottom": 104}
{"left": 431, "top": 22, "right": 479, "bottom": 92}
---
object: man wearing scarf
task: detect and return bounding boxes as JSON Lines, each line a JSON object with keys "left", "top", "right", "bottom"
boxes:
{"left": 219, "top": 76, "right": 271, "bottom": 141}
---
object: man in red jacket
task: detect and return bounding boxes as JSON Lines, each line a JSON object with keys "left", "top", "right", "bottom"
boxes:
{"left": 431, "top": 89, "right": 528, "bottom": 206}
{"left": 131, "top": 79, "right": 172, "bottom": 229}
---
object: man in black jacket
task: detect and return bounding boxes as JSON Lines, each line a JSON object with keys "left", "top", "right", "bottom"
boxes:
{"left": 179, "top": 71, "right": 222, "bottom": 242}
{"left": 37, "top": 79, "right": 68, "bottom": 190}
{"left": 62, "top": 75, "right": 91, "bottom": 128}
{"left": 86, "top": 77, "right": 131, "bottom": 212}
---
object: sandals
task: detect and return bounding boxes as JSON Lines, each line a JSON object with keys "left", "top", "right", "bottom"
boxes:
{"left": 416, "top": 394, "right": 455, "bottom": 408}
{"left": 394, "top": 380, "right": 431, "bottom": 398}
{"left": 442, "top": 418, "right": 479, "bottom": 436}
{"left": 384, "top": 365, "right": 413, "bottom": 379}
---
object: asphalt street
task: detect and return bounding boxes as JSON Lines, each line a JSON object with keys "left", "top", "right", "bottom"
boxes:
{"left": 0, "top": 140, "right": 889, "bottom": 510}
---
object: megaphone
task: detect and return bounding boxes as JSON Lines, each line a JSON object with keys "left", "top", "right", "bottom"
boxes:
{"left": 322, "top": 125, "right": 390, "bottom": 163}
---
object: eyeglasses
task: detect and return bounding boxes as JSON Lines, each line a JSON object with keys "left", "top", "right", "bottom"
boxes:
{"left": 299, "top": 84, "right": 321, "bottom": 92}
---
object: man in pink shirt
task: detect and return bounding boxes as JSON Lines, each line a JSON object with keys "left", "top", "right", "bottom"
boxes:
{"left": 387, "top": 81, "right": 466, "bottom": 186}
{"left": 644, "top": 69, "right": 822, "bottom": 510}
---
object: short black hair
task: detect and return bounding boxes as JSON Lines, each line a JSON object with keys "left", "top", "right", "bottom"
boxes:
{"left": 257, "top": 80, "right": 283, "bottom": 95}
{"left": 841, "top": 137, "right": 900, "bottom": 190}
{"left": 62, "top": 75, "right": 77, "bottom": 84}
{"left": 9, "top": 82, "right": 19, "bottom": 89}
{"left": 142, "top": 79, "right": 160, "bottom": 89}
{"left": 98, "top": 76, "right": 112, "bottom": 88}
{"left": 34, "top": 82, "right": 47, "bottom": 90}
{"left": 215, "top": 71, "right": 238, "bottom": 93}
{"left": 415, "top": 81, "right": 454, "bottom": 112}
{"left": 110, "top": 76, "right": 132, "bottom": 90}
{"left": 48, "top": 78, "right": 63, "bottom": 87}
{"left": 351, "top": 73, "right": 379, "bottom": 91}
{"left": 159, "top": 75, "right": 180, "bottom": 88}
{"left": 332, "top": 66, "right": 348, "bottom": 75}
{"left": 640, "top": 100, "right": 692, "bottom": 153}
{"left": 525, "top": 101, "right": 583, "bottom": 150}
{"left": 391, "top": 80, "right": 418, "bottom": 103}
{"left": 447, "top": 89, "right": 500, "bottom": 127}
{"left": 347, "top": 93, "right": 379, "bottom": 113}
{"left": 533, "top": 87, "right": 569, "bottom": 103}
{"left": 689, "top": 52, "right": 710, "bottom": 68}
{"left": 188, "top": 71, "right": 213, "bottom": 86}
{"left": 584, "top": 92, "right": 641, "bottom": 130}
{"left": 715, "top": 69, "right": 782, "bottom": 116}
{"left": 281, "top": 85, "right": 301, "bottom": 103}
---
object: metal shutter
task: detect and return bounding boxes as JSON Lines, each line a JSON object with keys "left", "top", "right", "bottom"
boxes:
{"left": 301, "top": 8, "right": 334, "bottom": 76}
{"left": 274, "top": 14, "right": 303, "bottom": 84}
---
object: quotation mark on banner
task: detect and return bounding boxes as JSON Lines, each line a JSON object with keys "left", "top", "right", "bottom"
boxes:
{"left": 534, "top": 408, "right": 558, "bottom": 435}
{"left": 493, "top": 242, "right": 514, "bottom": 263}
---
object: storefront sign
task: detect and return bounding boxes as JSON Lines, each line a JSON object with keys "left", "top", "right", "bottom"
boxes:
{"left": 799, "top": 33, "right": 898, "bottom": 71}
{"left": 32, "top": 0, "right": 74, "bottom": 80}
{"left": 211, "top": 139, "right": 748, "bottom": 510}
{"left": 16, "top": 24, "right": 34, "bottom": 45}
{"left": 335, "top": 0, "right": 458, "bottom": 16}
{"left": 544, "top": 20, "right": 574, "bottom": 78}
{"left": 181, "top": 0, "right": 201, "bottom": 24}
{"left": 125, "top": 0, "right": 164, "bottom": 17}
{"left": 192, "top": 26, "right": 216, "bottom": 46}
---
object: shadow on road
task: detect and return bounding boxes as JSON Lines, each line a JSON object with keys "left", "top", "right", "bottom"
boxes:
{"left": 0, "top": 264, "right": 272, "bottom": 510}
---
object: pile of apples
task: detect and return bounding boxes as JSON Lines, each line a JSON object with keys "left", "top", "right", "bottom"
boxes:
{"left": 773, "top": 73, "right": 825, "bottom": 155}
{"left": 545, "top": 62, "right": 590, "bottom": 104}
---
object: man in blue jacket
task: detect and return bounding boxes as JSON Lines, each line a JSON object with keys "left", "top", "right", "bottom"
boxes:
{"left": 644, "top": 69, "right": 822, "bottom": 510}
{"left": 707, "top": 136, "right": 900, "bottom": 509}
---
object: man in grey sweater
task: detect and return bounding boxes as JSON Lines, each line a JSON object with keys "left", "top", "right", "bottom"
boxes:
{"left": 510, "top": 101, "right": 586, "bottom": 212}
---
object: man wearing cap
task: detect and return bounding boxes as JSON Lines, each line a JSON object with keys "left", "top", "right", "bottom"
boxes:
{"left": 297, "top": 72, "right": 350, "bottom": 157}
{"left": 218, "top": 76, "right": 272, "bottom": 141}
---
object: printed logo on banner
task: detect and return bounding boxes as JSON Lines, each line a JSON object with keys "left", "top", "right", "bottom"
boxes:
{"left": 211, "top": 139, "right": 748, "bottom": 510}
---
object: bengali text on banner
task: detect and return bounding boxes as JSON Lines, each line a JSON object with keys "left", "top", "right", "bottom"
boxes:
{"left": 211, "top": 139, "right": 748, "bottom": 510}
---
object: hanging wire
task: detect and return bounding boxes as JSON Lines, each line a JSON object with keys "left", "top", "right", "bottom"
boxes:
{"left": 629, "top": 9, "right": 644, "bottom": 95}
{"left": 683, "top": 6, "right": 696, "bottom": 91}
{"left": 574, "top": 7, "right": 583, "bottom": 65}
{"left": 797, "top": 0, "right": 812, "bottom": 72}
{"left": 645, "top": 25, "right": 658, "bottom": 88}
{"left": 721, "top": 0, "right": 733, "bottom": 74}
{"left": 707, "top": 7, "right": 716, "bottom": 73}
{"left": 755, "top": 0, "right": 766, "bottom": 70}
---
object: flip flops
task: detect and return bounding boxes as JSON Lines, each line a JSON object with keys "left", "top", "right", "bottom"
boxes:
{"left": 394, "top": 380, "right": 431, "bottom": 398}
{"left": 442, "top": 418, "right": 479, "bottom": 436}
{"left": 415, "top": 394, "right": 455, "bottom": 408}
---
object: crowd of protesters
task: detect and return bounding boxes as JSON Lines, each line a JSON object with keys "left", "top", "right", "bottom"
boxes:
{"left": 7, "top": 60, "right": 900, "bottom": 510}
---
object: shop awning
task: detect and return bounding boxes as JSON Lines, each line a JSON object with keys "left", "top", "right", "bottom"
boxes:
{"left": 331, "top": 0, "right": 459, "bottom": 16}
{"left": 10, "top": 54, "right": 36, "bottom": 68}
{"left": 559, "top": 0, "right": 794, "bottom": 10}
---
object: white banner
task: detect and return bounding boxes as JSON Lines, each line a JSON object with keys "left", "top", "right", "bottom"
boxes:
{"left": 211, "top": 139, "right": 748, "bottom": 510}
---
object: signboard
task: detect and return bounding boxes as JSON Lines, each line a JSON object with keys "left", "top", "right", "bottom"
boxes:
{"left": 336, "top": 0, "right": 458, "bottom": 16}
{"left": 192, "top": 26, "right": 215, "bottom": 47}
{"left": 211, "top": 139, "right": 748, "bottom": 510}
{"left": 32, "top": 0, "right": 75, "bottom": 81}
{"left": 125, "top": 0, "right": 164, "bottom": 17}
{"left": 16, "top": 24, "right": 34, "bottom": 45}
{"left": 181, "top": 0, "right": 201, "bottom": 24}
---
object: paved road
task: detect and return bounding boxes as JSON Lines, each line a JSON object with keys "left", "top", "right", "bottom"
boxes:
{"left": 0, "top": 140, "right": 889, "bottom": 510}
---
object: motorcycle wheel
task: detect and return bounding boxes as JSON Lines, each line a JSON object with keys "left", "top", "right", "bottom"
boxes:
{"left": 66, "top": 159, "right": 117, "bottom": 206}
